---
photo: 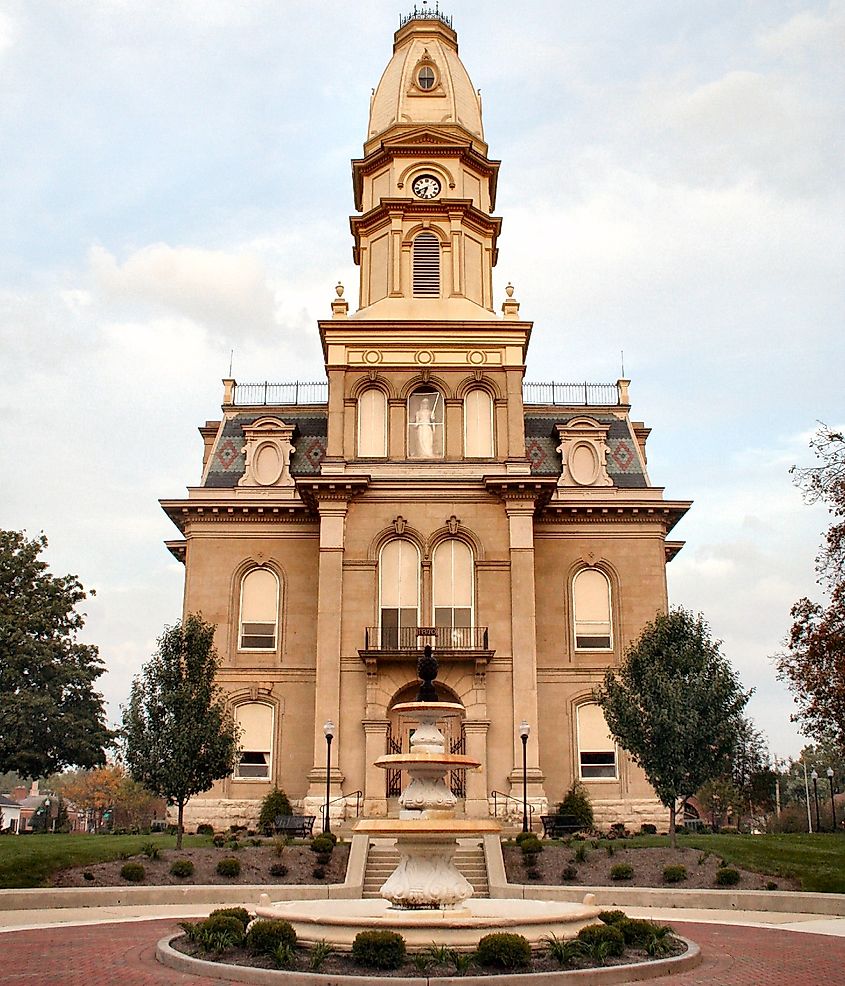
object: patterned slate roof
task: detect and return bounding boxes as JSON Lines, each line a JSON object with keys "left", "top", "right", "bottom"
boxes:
{"left": 203, "top": 412, "right": 328, "bottom": 488}
{"left": 524, "top": 413, "right": 647, "bottom": 488}
{"left": 201, "top": 409, "right": 646, "bottom": 488}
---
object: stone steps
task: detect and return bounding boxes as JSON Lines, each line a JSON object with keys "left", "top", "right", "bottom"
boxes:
{"left": 362, "top": 845, "right": 489, "bottom": 899}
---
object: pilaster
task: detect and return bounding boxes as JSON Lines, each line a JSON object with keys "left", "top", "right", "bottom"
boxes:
{"left": 463, "top": 719, "right": 490, "bottom": 818}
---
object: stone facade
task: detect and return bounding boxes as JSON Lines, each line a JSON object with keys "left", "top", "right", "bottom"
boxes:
{"left": 160, "top": 14, "right": 690, "bottom": 835}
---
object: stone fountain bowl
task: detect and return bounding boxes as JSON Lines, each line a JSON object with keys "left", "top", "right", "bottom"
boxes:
{"left": 254, "top": 895, "right": 603, "bottom": 951}
{"left": 373, "top": 752, "right": 481, "bottom": 771}
{"left": 354, "top": 818, "right": 501, "bottom": 837}
{"left": 391, "top": 701, "right": 466, "bottom": 717}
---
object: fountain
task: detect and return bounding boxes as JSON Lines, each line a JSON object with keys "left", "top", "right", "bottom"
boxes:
{"left": 255, "top": 647, "right": 600, "bottom": 949}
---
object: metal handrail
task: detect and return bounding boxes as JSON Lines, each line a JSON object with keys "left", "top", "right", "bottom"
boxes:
{"left": 523, "top": 381, "right": 619, "bottom": 406}
{"left": 365, "top": 626, "right": 489, "bottom": 651}
{"left": 232, "top": 381, "right": 328, "bottom": 406}
{"left": 491, "top": 789, "right": 536, "bottom": 819}
{"left": 320, "top": 790, "right": 363, "bottom": 826}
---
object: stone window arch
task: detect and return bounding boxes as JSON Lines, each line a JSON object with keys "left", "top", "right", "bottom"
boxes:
{"left": 572, "top": 568, "right": 612, "bottom": 650}
{"left": 379, "top": 539, "right": 420, "bottom": 648}
{"left": 432, "top": 540, "right": 474, "bottom": 646}
{"left": 233, "top": 701, "right": 274, "bottom": 780}
{"left": 357, "top": 387, "right": 387, "bottom": 457}
{"left": 407, "top": 386, "right": 444, "bottom": 458}
{"left": 576, "top": 702, "right": 617, "bottom": 780}
{"left": 239, "top": 567, "right": 280, "bottom": 651}
{"left": 463, "top": 388, "right": 494, "bottom": 458}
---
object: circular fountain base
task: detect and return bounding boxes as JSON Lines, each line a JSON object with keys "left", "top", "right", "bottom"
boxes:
{"left": 253, "top": 896, "right": 602, "bottom": 951}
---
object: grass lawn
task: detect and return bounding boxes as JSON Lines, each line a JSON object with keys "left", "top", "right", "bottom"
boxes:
{"left": 0, "top": 833, "right": 211, "bottom": 889}
{"left": 622, "top": 833, "right": 845, "bottom": 893}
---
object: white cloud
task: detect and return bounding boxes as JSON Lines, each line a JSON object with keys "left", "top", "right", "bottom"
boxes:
{"left": 0, "top": 10, "right": 14, "bottom": 58}
{"left": 88, "top": 242, "right": 278, "bottom": 337}
{"left": 759, "top": 4, "right": 845, "bottom": 57}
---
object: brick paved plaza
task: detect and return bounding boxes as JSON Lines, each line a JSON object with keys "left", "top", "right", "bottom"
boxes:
{"left": 0, "top": 918, "right": 839, "bottom": 984}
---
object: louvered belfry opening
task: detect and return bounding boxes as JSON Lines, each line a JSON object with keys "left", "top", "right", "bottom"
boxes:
{"left": 412, "top": 232, "right": 440, "bottom": 297}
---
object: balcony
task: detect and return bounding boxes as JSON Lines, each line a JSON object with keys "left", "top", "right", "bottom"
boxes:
{"left": 522, "top": 381, "right": 622, "bottom": 406}
{"left": 362, "top": 626, "right": 490, "bottom": 658}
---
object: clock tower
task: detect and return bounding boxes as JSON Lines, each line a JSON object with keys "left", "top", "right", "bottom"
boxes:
{"left": 351, "top": 14, "right": 502, "bottom": 319}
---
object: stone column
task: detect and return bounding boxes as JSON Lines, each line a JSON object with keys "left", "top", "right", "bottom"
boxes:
{"left": 504, "top": 494, "right": 546, "bottom": 813}
{"left": 463, "top": 719, "right": 490, "bottom": 818}
{"left": 305, "top": 494, "right": 349, "bottom": 816}
{"left": 362, "top": 719, "right": 389, "bottom": 817}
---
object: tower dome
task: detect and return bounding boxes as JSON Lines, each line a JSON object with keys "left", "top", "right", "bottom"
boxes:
{"left": 368, "top": 13, "right": 484, "bottom": 149}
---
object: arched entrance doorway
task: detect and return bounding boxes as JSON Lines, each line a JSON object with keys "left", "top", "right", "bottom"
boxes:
{"left": 386, "top": 682, "right": 466, "bottom": 800}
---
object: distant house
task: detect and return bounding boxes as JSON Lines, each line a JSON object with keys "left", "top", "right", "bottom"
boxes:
{"left": 0, "top": 795, "right": 22, "bottom": 833}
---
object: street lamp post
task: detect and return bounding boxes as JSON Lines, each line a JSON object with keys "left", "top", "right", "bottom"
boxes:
{"left": 811, "top": 770, "right": 821, "bottom": 833}
{"left": 323, "top": 720, "right": 335, "bottom": 835}
{"left": 519, "top": 720, "right": 530, "bottom": 833}
{"left": 827, "top": 767, "right": 837, "bottom": 832}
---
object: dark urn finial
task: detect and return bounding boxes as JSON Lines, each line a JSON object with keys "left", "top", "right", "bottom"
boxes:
{"left": 416, "top": 644, "right": 438, "bottom": 701}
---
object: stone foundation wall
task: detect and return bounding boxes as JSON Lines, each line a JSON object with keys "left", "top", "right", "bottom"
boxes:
{"left": 591, "top": 798, "right": 670, "bottom": 832}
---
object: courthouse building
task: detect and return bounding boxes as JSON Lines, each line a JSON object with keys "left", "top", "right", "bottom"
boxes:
{"left": 161, "top": 10, "right": 690, "bottom": 831}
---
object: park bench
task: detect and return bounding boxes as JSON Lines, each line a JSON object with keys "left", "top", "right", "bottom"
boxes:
{"left": 273, "top": 814, "right": 316, "bottom": 838}
{"left": 540, "top": 814, "right": 585, "bottom": 839}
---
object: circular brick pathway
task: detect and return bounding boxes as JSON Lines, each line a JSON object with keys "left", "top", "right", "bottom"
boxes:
{"left": 1, "top": 918, "right": 843, "bottom": 984}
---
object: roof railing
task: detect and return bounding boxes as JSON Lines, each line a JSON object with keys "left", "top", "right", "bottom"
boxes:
{"left": 522, "top": 381, "right": 626, "bottom": 406}
{"left": 228, "top": 381, "right": 328, "bottom": 407}
{"left": 400, "top": 3, "right": 452, "bottom": 29}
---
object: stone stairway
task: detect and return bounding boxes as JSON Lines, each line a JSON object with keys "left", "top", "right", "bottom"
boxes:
{"left": 362, "top": 841, "right": 489, "bottom": 899}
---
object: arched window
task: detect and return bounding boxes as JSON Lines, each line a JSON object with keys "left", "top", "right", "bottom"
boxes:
{"left": 379, "top": 539, "right": 420, "bottom": 648}
{"left": 234, "top": 702, "right": 274, "bottom": 780}
{"left": 572, "top": 568, "right": 612, "bottom": 650}
{"left": 407, "top": 387, "right": 444, "bottom": 458}
{"left": 464, "top": 389, "right": 494, "bottom": 458}
{"left": 239, "top": 568, "right": 280, "bottom": 650}
{"left": 358, "top": 387, "right": 387, "bottom": 457}
{"left": 577, "top": 703, "right": 617, "bottom": 779}
{"left": 432, "top": 540, "right": 474, "bottom": 647}
{"left": 412, "top": 232, "right": 440, "bottom": 298}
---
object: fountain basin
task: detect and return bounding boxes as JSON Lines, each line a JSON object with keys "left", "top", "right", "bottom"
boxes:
{"left": 254, "top": 896, "right": 603, "bottom": 951}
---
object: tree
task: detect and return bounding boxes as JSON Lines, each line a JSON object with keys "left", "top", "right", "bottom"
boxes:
{"left": 58, "top": 765, "right": 125, "bottom": 832}
{"left": 776, "top": 425, "right": 845, "bottom": 747}
{"left": 595, "top": 608, "right": 751, "bottom": 846}
{"left": 697, "top": 777, "right": 740, "bottom": 831}
{"left": 729, "top": 717, "right": 775, "bottom": 817}
{"left": 121, "top": 614, "right": 239, "bottom": 848}
{"left": 0, "top": 530, "right": 114, "bottom": 778}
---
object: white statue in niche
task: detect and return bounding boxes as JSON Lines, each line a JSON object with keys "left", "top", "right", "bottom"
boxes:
{"left": 409, "top": 391, "right": 442, "bottom": 458}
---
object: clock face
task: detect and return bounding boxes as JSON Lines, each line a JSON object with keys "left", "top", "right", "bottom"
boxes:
{"left": 412, "top": 174, "right": 441, "bottom": 199}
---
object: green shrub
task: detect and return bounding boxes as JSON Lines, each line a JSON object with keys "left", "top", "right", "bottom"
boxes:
{"left": 312, "top": 866, "right": 326, "bottom": 880}
{"left": 605, "top": 842, "right": 615, "bottom": 856}
{"left": 83, "top": 871, "right": 95, "bottom": 881}
{"left": 140, "top": 841, "right": 161, "bottom": 860}
{"left": 245, "top": 919, "right": 297, "bottom": 955}
{"left": 209, "top": 907, "right": 250, "bottom": 928}
{"left": 526, "top": 867, "right": 541, "bottom": 880}
{"left": 557, "top": 781, "right": 593, "bottom": 829}
{"left": 519, "top": 835, "right": 543, "bottom": 857}
{"left": 197, "top": 915, "right": 245, "bottom": 951}
{"left": 766, "top": 880, "right": 779, "bottom": 891}
{"left": 216, "top": 857, "right": 241, "bottom": 878}
{"left": 272, "top": 834, "right": 289, "bottom": 857}
{"left": 476, "top": 932, "right": 531, "bottom": 969}
{"left": 617, "top": 918, "right": 664, "bottom": 946}
{"left": 316, "top": 852, "right": 332, "bottom": 865}
{"left": 715, "top": 867, "right": 740, "bottom": 886}
{"left": 310, "top": 833, "right": 335, "bottom": 855}
{"left": 561, "top": 864, "right": 578, "bottom": 880}
{"left": 576, "top": 923, "right": 625, "bottom": 957}
{"left": 610, "top": 862, "right": 634, "bottom": 880}
{"left": 225, "top": 838, "right": 241, "bottom": 851}
{"left": 270, "top": 863, "right": 288, "bottom": 878}
{"left": 351, "top": 930, "right": 406, "bottom": 969}
{"left": 196, "top": 823, "right": 214, "bottom": 835}
{"left": 170, "top": 859, "right": 194, "bottom": 878}
{"left": 598, "top": 909, "right": 627, "bottom": 925}
{"left": 212, "top": 834, "right": 226, "bottom": 847}
{"left": 640, "top": 823, "right": 657, "bottom": 835}
{"left": 120, "top": 862, "right": 145, "bottom": 882}
{"left": 573, "top": 843, "right": 588, "bottom": 863}
{"left": 542, "top": 932, "right": 586, "bottom": 967}
{"left": 309, "top": 940, "right": 333, "bottom": 971}
{"left": 515, "top": 830, "right": 536, "bottom": 846}
{"left": 663, "top": 864, "right": 687, "bottom": 883}
{"left": 258, "top": 788, "right": 292, "bottom": 834}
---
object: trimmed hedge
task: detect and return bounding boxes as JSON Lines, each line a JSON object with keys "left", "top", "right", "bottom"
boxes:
{"left": 663, "top": 864, "right": 687, "bottom": 883}
{"left": 245, "top": 919, "right": 297, "bottom": 955}
{"left": 120, "top": 862, "right": 145, "bottom": 882}
{"left": 576, "top": 923, "right": 625, "bottom": 957}
{"left": 476, "top": 932, "right": 532, "bottom": 969}
{"left": 715, "top": 867, "right": 741, "bottom": 886}
{"left": 216, "top": 857, "right": 241, "bottom": 878}
{"left": 610, "top": 862, "right": 634, "bottom": 880}
{"left": 209, "top": 907, "right": 250, "bottom": 928}
{"left": 351, "top": 930, "right": 406, "bottom": 969}
{"left": 170, "top": 859, "right": 194, "bottom": 878}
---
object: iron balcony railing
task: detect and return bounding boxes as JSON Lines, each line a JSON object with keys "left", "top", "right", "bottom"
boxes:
{"left": 365, "top": 626, "right": 489, "bottom": 651}
{"left": 522, "top": 381, "right": 620, "bottom": 406}
{"left": 400, "top": 5, "right": 452, "bottom": 29}
{"left": 232, "top": 381, "right": 328, "bottom": 406}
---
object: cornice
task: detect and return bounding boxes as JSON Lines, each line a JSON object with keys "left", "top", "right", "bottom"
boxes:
{"left": 537, "top": 500, "right": 692, "bottom": 534}
{"left": 484, "top": 477, "right": 557, "bottom": 507}
{"left": 160, "top": 497, "right": 315, "bottom": 534}
{"left": 350, "top": 199, "right": 502, "bottom": 254}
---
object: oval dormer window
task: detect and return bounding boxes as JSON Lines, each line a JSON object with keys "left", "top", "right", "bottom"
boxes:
{"left": 570, "top": 441, "right": 600, "bottom": 486}
{"left": 254, "top": 442, "right": 283, "bottom": 486}
{"left": 417, "top": 65, "right": 435, "bottom": 90}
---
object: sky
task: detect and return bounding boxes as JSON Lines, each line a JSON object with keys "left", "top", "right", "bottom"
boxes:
{"left": 1, "top": 0, "right": 843, "bottom": 761}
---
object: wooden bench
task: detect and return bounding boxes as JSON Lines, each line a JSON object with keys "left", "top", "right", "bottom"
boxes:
{"left": 540, "top": 814, "right": 585, "bottom": 838}
{"left": 272, "top": 814, "right": 316, "bottom": 838}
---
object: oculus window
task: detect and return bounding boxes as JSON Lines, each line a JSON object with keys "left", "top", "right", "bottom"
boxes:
{"left": 379, "top": 539, "right": 420, "bottom": 648}
{"left": 407, "top": 388, "right": 444, "bottom": 458}
{"left": 417, "top": 65, "right": 435, "bottom": 90}
{"left": 239, "top": 568, "right": 279, "bottom": 650}
{"left": 573, "top": 568, "right": 612, "bottom": 650}
{"left": 577, "top": 703, "right": 617, "bottom": 779}
{"left": 234, "top": 702, "right": 274, "bottom": 780}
